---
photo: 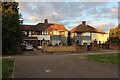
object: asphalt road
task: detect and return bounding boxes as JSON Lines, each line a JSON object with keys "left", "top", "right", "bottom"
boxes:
{"left": 13, "top": 52, "right": 118, "bottom": 78}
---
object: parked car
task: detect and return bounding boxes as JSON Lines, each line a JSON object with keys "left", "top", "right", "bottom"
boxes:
{"left": 24, "top": 44, "right": 34, "bottom": 51}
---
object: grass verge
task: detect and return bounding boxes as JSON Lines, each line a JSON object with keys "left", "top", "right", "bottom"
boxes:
{"left": 2, "top": 59, "right": 14, "bottom": 79}
{"left": 83, "top": 53, "right": 120, "bottom": 65}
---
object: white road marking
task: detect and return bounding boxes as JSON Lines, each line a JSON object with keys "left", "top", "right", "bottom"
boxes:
{"left": 45, "top": 69, "right": 51, "bottom": 73}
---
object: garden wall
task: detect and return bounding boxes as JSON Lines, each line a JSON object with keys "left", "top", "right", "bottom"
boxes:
{"left": 42, "top": 41, "right": 88, "bottom": 52}
{"left": 109, "top": 43, "right": 120, "bottom": 49}
{"left": 42, "top": 40, "right": 99, "bottom": 52}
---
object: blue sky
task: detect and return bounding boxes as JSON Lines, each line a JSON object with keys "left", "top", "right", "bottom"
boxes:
{"left": 19, "top": 2, "right": 119, "bottom": 32}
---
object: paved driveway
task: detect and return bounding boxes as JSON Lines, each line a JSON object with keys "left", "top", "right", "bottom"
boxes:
{"left": 13, "top": 51, "right": 118, "bottom": 78}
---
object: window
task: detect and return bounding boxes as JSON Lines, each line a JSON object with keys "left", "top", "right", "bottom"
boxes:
{"left": 23, "top": 31, "right": 27, "bottom": 35}
{"left": 49, "top": 31, "right": 53, "bottom": 35}
{"left": 37, "top": 31, "right": 42, "bottom": 35}
{"left": 54, "top": 25, "right": 57, "bottom": 27}
{"left": 74, "top": 33, "right": 77, "bottom": 36}
{"left": 29, "top": 31, "right": 32, "bottom": 35}
{"left": 42, "top": 31, "right": 48, "bottom": 35}
{"left": 92, "top": 33, "right": 97, "bottom": 36}
{"left": 60, "top": 31, "right": 65, "bottom": 35}
{"left": 82, "top": 40, "right": 91, "bottom": 45}
{"left": 46, "top": 31, "right": 48, "bottom": 35}
{"left": 82, "top": 32, "right": 90, "bottom": 36}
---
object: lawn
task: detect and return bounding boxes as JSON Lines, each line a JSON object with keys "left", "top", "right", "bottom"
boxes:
{"left": 2, "top": 59, "right": 14, "bottom": 79}
{"left": 84, "top": 53, "right": 119, "bottom": 65}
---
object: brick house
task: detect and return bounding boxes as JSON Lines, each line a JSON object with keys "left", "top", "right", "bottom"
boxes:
{"left": 21, "top": 19, "right": 68, "bottom": 49}
{"left": 70, "top": 21, "right": 108, "bottom": 45}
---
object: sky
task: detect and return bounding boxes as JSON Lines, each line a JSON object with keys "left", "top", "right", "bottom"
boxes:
{"left": 18, "top": 1, "right": 119, "bottom": 33}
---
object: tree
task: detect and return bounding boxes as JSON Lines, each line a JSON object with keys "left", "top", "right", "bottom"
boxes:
{"left": 2, "top": 2, "right": 23, "bottom": 55}
{"left": 109, "top": 24, "right": 120, "bottom": 38}
{"left": 108, "top": 24, "right": 120, "bottom": 44}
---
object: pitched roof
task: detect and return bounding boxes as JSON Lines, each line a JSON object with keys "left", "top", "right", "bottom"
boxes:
{"left": 34, "top": 23, "right": 53, "bottom": 31}
{"left": 21, "top": 22, "right": 68, "bottom": 31}
{"left": 53, "top": 24, "right": 68, "bottom": 31}
{"left": 21, "top": 25, "right": 35, "bottom": 31}
{"left": 46, "top": 25, "right": 58, "bottom": 30}
{"left": 70, "top": 24, "right": 107, "bottom": 34}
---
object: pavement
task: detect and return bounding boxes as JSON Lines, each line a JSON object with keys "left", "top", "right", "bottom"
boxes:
{"left": 12, "top": 50, "right": 119, "bottom": 78}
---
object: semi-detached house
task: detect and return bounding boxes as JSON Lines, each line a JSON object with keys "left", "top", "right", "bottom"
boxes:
{"left": 70, "top": 21, "right": 108, "bottom": 45}
{"left": 21, "top": 19, "right": 68, "bottom": 49}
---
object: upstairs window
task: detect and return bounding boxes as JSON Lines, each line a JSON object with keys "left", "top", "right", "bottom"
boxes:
{"left": 42, "top": 31, "right": 48, "bottom": 35}
{"left": 82, "top": 32, "right": 90, "bottom": 36}
{"left": 60, "top": 31, "right": 65, "bottom": 34}
{"left": 37, "top": 31, "right": 42, "bottom": 35}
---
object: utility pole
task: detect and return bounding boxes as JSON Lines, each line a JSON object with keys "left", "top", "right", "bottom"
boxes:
{"left": 67, "top": 31, "right": 71, "bottom": 45}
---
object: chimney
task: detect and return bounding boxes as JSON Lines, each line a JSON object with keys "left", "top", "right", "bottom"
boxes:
{"left": 44, "top": 19, "right": 48, "bottom": 23}
{"left": 82, "top": 21, "right": 86, "bottom": 25}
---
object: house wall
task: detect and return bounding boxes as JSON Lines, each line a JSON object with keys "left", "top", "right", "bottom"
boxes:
{"left": 71, "top": 32, "right": 92, "bottom": 45}
{"left": 52, "top": 30, "right": 60, "bottom": 35}
{"left": 71, "top": 32, "right": 77, "bottom": 38}
{"left": 71, "top": 32, "right": 108, "bottom": 44}
{"left": 64, "top": 31, "right": 68, "bottom": 37}
{"left": 51, "top": 31, "right": 68, "bottom": 37}
{"left": 71, "top": 36, "right": 91, "bottom": 45}
{"left": 92, "top": 33, "right": 108, "bottom": 43}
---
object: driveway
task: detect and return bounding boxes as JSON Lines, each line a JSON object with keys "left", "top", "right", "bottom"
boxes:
{"left": 13, "top": 51, "right": 118, "bottom": 78}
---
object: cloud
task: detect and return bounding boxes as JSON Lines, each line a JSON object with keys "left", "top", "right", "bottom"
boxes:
{"left": 27, "top": 16, "right": 38, "bottom": 21}
{"left": 92, "top": 22, "right": 117, "bottom": 32}
{"left": 60, "top": 19, "right": 92, "bottom": 24}
{"left": 18, "top": 2, "right": 108, "bottom": 23}
{"left": 18, "top": 2, "right": 118, "bottom": 32}
{"left": 87, "top": 6, "right": 118, "bottom": 19}
{"left": 52, "top": 12, "right": 59, "bottom": 16}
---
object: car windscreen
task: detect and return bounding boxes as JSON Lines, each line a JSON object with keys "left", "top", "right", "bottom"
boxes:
{"left": 25, "top": 44, "right": 32, "bottom": 46}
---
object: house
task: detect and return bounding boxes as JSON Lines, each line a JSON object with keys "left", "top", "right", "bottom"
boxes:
{"left": 70, "top": 21, "right": 108, "bottom": 45}
{"left": 21, "top": 19, "right": 68, "bottom": 49}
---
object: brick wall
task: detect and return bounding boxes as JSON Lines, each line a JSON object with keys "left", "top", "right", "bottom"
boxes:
{"left": 90, "top": 43, "right": 99, "bottom": 51}
{"left": 109, "top": 43, "right": 120, "bottom": 49}
{"left": 42, "top": 40, "right": 88, "bottom": 52}
{"left": 98, "top": 44, "right": 109, "bottom": 49}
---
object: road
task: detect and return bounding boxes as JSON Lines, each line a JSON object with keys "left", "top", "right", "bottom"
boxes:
{"left": 13, "top": 51, "right": 118, "bottom": 78}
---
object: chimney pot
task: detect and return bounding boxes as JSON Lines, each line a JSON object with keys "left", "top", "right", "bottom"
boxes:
{"left": 82, "top": 21, "right": 86, "bottom": 25}
{"left": 44, "top": 19, "right": 48, "bottom": 23}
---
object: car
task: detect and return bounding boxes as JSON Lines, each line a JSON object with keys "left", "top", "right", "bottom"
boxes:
{"left": 24, "top": 44, "right": 34, "bottom": 51}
